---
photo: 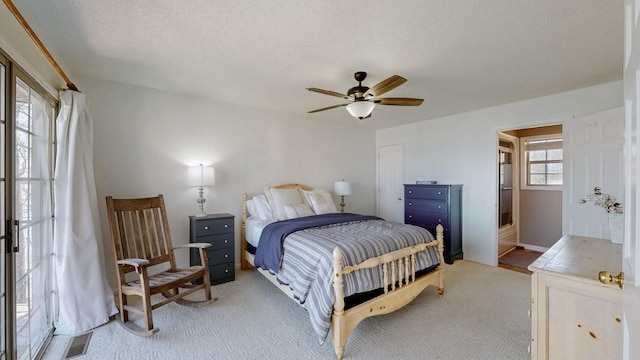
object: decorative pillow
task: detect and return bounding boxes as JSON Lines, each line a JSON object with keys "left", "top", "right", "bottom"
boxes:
{"left": 303, "top": 189, "right": 338, "bottom": 214}
{"left": 252, "top": 194, "right": 273, "bottom": 220}
{"left": 264, "top": 187, "right": 305, "bottom": 220}
{"left": 283, "top": 204, "right": 315, "bottom": 219}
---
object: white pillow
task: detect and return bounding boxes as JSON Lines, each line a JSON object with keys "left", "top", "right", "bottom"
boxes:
{"left": 302, "top": 189, "right": 338, "bottom": 214}
{"left": 264, "top": 187, "right": 305, "bottom": 220}
{"left": 245, "top": 199, "right": 258, "bottom": 218}
{"left": 252, "top": 194, "right": 273, "bottom": 220}
{"left": 283, "top": 204, "right": 315, "bottom": 219}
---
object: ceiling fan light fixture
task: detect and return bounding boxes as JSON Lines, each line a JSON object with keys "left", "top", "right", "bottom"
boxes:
{"left": 346, "top": 101, "right": 375, "bottom": 119}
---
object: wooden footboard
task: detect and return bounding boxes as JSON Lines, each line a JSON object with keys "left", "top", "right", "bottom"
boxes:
{"left": 331, "top": 224, "right": 445, "bottom": 360}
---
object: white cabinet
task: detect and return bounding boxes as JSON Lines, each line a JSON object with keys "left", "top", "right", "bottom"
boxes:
{"left": 528, "top": 235, "right": 622, "bottom": 360}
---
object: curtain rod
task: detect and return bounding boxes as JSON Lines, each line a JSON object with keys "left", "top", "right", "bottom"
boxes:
{"left": 3, "top": 0, "right": 78, "bottom": 91}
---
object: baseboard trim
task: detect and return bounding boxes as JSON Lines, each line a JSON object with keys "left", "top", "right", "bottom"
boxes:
{"left": 518, "top": 243, "right": 548, "bottom": 253}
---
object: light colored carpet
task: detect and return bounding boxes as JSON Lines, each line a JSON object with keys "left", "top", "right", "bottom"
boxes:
{"left": 42, "top": 261, "right": 531, "bottom": 360}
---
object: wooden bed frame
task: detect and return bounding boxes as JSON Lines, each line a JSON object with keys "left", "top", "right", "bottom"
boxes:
{"left": 240, "top": 184, "right": 445, "bottom": 360}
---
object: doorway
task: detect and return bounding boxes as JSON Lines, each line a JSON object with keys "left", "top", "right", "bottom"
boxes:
{"left": 497, "top": 124, "right": 563, "bottom": 263}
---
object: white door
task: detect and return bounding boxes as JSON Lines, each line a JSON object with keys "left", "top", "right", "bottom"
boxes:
{"left": 562, "top": 107, "right": 625, "bottom": 239}
{"left": 622, "top": 1, "right": 640, "bottom": 358}
{"left": 377, "top": 144, "right": 404, "bottom": 222}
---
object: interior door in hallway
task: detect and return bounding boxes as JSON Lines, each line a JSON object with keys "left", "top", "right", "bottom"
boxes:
{"left": 377, "top": 144, "right": 404, "bottom": 223}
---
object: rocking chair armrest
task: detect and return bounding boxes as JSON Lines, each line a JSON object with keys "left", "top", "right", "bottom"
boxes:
{"left": 174, "top": 243, "right": 212, "bottom": 250}
{"left": 117, "top": 258, "right": 150, "bottom": 268}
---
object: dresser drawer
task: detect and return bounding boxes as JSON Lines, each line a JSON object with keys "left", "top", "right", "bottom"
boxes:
{"left": 193, "top": 217, "right": 233, "bottom": 236}
{"left": 210, "top": 262, "right": 234, "bottom": 281}
{"left": 405, "top": 198, "right": 448, "bottom": 213}
{"left": 207, "top": 247, "right": 233, "bottom": 264}
{"left": 405, "top": 186, "right": 448, "bottom": 200}
{"left": 196, "top": 233, "right": 233, "bottom": 250}
{"left": 405, "top": 210, "right": 449, "bottom": 231}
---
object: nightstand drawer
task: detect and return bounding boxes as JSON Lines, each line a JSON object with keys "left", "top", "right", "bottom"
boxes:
{"left": 210, "top": 262, "right": 234, "bottom": 282}
{"left": 193, "top": 218, "right": 233, "bottom": 236}
{"left": 405, "top": 198, "right": 448, "bottom": 213}
{"left": 405, "top": 186, "right": 448, "bottom": 200}
{"left": 208, "top": 247, "right": 233, "bottom": 264}
{"left": 197, "top": 233, "right": 233, "bottom": 250}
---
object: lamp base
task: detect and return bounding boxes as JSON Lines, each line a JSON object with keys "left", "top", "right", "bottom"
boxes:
{"left": 195, "top": 187, "right": 207, "bottom": 217}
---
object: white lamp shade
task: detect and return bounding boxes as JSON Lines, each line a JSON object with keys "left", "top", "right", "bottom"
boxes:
{"left": 346, "top": 101, "right": 375, "bottom": 119}
{"left": 334, "top": 181, "right": 352, "bottom": 196}
{"left": 188, "top": 165, "right": 215, "bottom": 187}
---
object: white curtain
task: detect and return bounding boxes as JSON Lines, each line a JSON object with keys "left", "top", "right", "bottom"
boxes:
{"left": 53, "top": 90, "right": 117, "bottom": 334}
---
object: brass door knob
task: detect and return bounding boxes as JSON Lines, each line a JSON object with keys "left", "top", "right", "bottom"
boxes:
{"left": 599, "top": 271, "right": 624, "bottom": 289}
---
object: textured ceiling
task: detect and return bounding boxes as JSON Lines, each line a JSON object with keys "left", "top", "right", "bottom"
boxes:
{"left": 14, "top": 0, "right": 623, "bottom": 130}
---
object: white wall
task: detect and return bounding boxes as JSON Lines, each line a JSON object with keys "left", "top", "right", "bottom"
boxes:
{"left": 74, "top": 75, "right": 377, "bottom": 288}
{"left": 377, "top": 81, "right": 623, "bottom": 266}
{"left": 0, "top": 5, "right": 66, "bottom": 95}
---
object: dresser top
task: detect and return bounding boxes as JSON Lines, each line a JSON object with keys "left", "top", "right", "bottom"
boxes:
{"left": 404, "top": 184, "right": 463, "bottom": 188}
{"left": 189, "top": 213, "right": 234, "bottom": 220}
{"left": 528, "top": 235, "right": 622, "bottom": 287}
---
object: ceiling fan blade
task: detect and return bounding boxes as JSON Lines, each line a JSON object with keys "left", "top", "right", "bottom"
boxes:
{"left": 373, "top": 97, "right": 424, "bottom": 106}
{"left": 307, "top": 88, "right": 350, "bottom": 99}
{"left": 364, "top": 75, "right": 407, "bottom": 97}
{"left": 308, "top": 103, "right": 348, "bottom": 113}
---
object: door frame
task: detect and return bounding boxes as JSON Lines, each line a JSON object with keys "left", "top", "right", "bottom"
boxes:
{"left": 1, "top": 49, "right": 17, "bottom": 360}
{"left": 497, "top": 132, "right": 520, "bottom": 255}
{"left": 492, "top": 119, "right": 566, "bottom": 265}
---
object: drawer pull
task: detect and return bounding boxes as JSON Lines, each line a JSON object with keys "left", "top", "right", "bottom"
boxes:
{"left": 408, "top": 190, "right": 412, "bottom": 194}
{"left": 408, "top": 202, "right": 412, "bottom": 206}
{"left": 438, "top": 205, "right": 442, "bottom": 209}
{"left": 224, "top": 254, "right": 229, "bottom": 258}
{"left": 204, "top": 226, "right": 209, "bottom": 230}
{"left": 408, "top": 215, "right": 412, "bottom": 218}
{"left": 438, "top": 191, "right": 442, "bottom": 195}
{"left": 224, "top": 224, "right": 228, "bottom": 228}
{"left": 224, "top": 239, "right": 228, "bottom": 243}
{"left": 438, "top": 219, "right": 442, "bottom": 222}
{"left": 225, "top": 269, "right": 229, "bottom": 273}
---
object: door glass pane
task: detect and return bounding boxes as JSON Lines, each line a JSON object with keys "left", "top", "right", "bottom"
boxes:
{"left": 14, "top": 76, "right": 54, "bottom": 360}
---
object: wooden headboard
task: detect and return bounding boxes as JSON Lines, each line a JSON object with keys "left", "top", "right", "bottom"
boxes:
{"left": 240, "top": 183, "right": 313, "bottom": 269}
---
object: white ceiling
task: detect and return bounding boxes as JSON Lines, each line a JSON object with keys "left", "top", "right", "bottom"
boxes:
{"left": 16, "top": 0, "right": 623, "bottom": 130}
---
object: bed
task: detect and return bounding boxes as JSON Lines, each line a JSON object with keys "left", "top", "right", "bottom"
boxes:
{"left": 240, "top": 184, "right": 445, "bottom": 360}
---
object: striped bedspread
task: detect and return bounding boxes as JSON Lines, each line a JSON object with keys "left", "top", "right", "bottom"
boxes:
{"left": 263, "top": 217, "right": 440, "bottom": 343}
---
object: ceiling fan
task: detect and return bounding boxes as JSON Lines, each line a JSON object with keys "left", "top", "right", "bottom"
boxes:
{"left": 306, "top": 71, "right": 424, "bottom": 120}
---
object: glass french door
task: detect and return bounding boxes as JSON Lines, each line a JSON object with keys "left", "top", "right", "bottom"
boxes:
{"left": 1, "top": 51, "right": 8, "bottom": 360}
{"left": 1, "top": 51, "right": 56, "bottom": 360}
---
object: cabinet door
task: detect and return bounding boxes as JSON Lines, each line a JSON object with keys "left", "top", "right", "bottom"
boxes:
{"left": 543, "top": 276, "right": 622, "bottom": 359}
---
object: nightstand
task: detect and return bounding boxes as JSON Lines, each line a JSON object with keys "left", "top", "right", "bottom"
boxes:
{"left": 190, "top": 213, "right": 235, "bottom": 285}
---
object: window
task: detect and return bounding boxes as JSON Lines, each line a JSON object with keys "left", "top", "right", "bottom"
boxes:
{"left": 522, "top": 135, "right": 562, "bottom": 189}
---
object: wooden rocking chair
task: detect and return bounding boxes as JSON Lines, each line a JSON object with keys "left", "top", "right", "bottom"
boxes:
{"left": 105, "top": 194, "right": 216, "bottom": 336}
